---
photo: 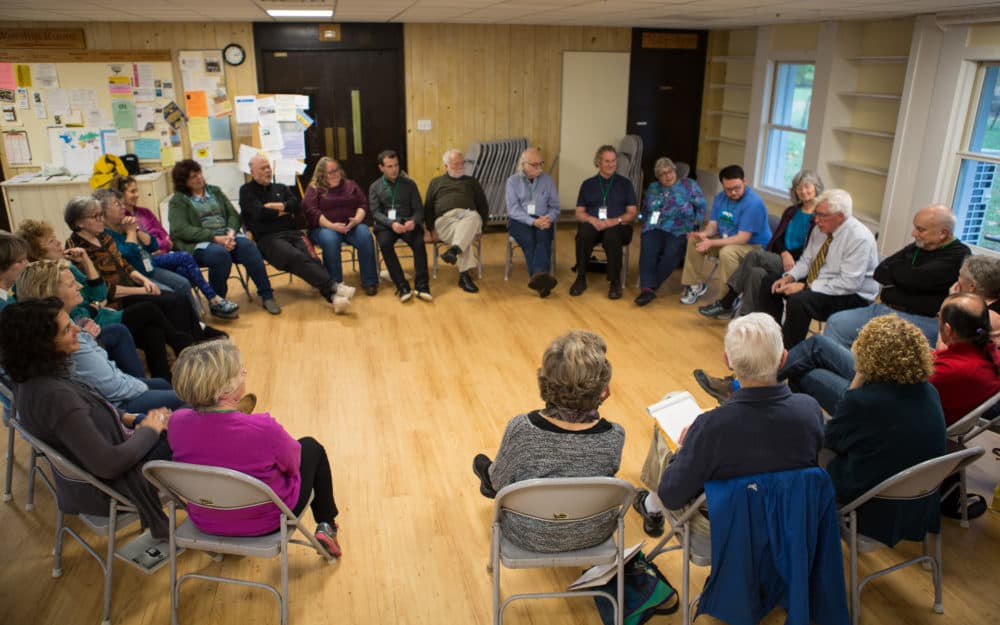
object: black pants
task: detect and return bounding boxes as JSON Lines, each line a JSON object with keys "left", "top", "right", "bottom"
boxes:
{"left": 782, "top": 289, "right": 869, "bottom": 349}
{"left": 120, "top": 301, "right": 193, "bottom": 380}
{"left": 120, "top": 291, "right": 205, "bottom": 342}
{"left": 257, "top": 232, "right": 335, "bottom": 296}
{"left": 376, "top": 226, "right": 429, "bottom": 292}
{"left": 291, "top": 437, "right": 339, "bottom": 524}
{"left": 575, "top": 222, "right": 633, "bottom": 284}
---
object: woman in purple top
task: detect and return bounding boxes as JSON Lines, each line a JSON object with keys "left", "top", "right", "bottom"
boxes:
{"left": 168, "top": 339, "right": 342, "bottom": 558}
{"left": 303, "top": 157, "right": 379, "bottom": 294}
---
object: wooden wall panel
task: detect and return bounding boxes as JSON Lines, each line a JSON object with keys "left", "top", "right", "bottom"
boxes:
{"left": 403, "top": 23, "right": 630, "bottom": 192}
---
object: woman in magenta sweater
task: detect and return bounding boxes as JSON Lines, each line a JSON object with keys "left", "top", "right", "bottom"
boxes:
{"left": 303, "top": 157, "right": 379, "bottom": 295}
{"left": 168, "top": 339, "right": 342, "bottom": 557}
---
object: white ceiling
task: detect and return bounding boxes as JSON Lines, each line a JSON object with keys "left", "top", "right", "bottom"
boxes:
{"left": 2, "top": 0, "right": 1000, "bottom": 28}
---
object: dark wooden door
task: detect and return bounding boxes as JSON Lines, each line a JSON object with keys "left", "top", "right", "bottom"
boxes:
{"left": 627, "top": 30, "right": 708, "bottom": 187}
{"left": 257, "top": 49, "right": 405, "bottom": 190}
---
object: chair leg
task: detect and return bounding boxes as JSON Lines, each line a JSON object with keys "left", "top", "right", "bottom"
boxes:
{"left": 169, "top": 502, "right": 180, "bottom": 625}
{"left": 959, "top": 468, "right": 970, "bottom": 528}
{"left": 504, "top": 238, "right": 513, "bottom": 281}
{"left": 3, "top": 422, "right": 13, "bottom": 502}
{"left": 849, "top": 514, "right": 859, "bottom": 625}
{"left": 432, "top": 244, "right": 439, "bottom": 279}
{"left": 280, "top": 520, "right": 290, "bottom": 625}
{"left": 477, "top": 239, "right": 483, "bottom": 280}
{"left": 101, "top": 502, "right": 118, "bottom": 625}
{"left": 52, "top": 509, "right": 65, "bottom": 577}
{"left": 681, "top": 522, "right": 691, "bottom": 625}
{"left": 26, "top": 448, "right": 39, "bottom": 511}
{"left": 933, "top": 531, "right": 943, "bottom": 614}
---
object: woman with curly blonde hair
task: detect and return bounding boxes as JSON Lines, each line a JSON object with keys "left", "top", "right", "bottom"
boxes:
{"left": 470, "top": 330, "right": 625, "bottom": 552}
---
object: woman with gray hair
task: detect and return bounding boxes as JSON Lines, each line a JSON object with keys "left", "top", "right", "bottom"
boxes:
{"left": 472, "top": 330, "right": 625, "bottom": 552}
{"left": 698, "top": 169, "right": 823, "bottom": 319}
{"left": 635, "top": 157, "right": 707, "bottom": 306}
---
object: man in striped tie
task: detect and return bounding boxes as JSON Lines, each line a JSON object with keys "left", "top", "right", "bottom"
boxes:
{"left": 770, "top": 189, "right": 879, "bottom": 348}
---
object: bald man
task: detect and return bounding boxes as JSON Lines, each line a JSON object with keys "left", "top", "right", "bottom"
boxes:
{"left": 239, "top": 155, "right": 355, "bottom": 313}
{"left": 505, "top": 147, "right": 560, "bottom": 297}
{"left": 824, "top": 204, "right": 971, "bottom": 347}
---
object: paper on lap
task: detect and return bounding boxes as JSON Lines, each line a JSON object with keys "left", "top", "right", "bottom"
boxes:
{"left": 648, "top": 391, "right": 704, "bottom": 451}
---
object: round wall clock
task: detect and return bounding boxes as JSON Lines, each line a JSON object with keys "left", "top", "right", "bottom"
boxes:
{"left": 223, "top": 43, "right": 246, "bottom": 67}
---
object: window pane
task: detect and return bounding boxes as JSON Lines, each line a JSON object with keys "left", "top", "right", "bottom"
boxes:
{"left": 762, "top": 128, "right": 805, "bottom": 191}
{"left": 953, "top": 158, "right": 1000, "bottom": 252}
{"left": 968, "top": 65, "right": 1000, "bottom": 155}
{"left": 770, "top": 63, "right": 813, "bottom": 130}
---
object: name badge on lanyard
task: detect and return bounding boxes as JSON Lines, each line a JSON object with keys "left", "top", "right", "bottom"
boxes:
{"left": 598, "top": 207, "right": 608, "bottom": 220}
{"left": 388, "top": 208, "right": 397, "bottom": 220}
{"left": 526, "top": 202, "right": 536, "bottom": 216}
{"left": 141, "top": 252, "right": 154, "bottom": 273}
{"left": 650, "top": 212, "right": 660, "bottom": 225}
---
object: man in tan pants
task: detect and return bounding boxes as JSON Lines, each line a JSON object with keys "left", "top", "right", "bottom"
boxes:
{"left": 424, "top": 149, "right": 489, "bottom": 293}
{"left": 680, "top": 165, "right": 771, "bottom": 305}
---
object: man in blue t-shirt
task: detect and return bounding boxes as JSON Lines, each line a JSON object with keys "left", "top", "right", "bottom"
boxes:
{"left": 680, "top": 165, "right": 770, "bottom": 305}
{"left": 570, "top": 145, "right": 638, "bottom": 300}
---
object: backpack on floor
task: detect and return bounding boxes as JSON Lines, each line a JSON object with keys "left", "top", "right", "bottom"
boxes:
{"left": 592, "top": 551, "right": 678, "bottom": 625}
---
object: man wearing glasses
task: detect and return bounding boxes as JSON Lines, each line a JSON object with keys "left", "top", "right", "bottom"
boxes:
{"left": 680, "top": 164, "right": 771, "bottom": 305}
{"left": 506, "top": 147, "right": 560, "bottom": 297}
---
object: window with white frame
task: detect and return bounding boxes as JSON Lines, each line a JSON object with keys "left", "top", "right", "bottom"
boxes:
{"left": 953, "top": 64, "right": 1000, "bottom": 253}
{"left": 761, "top": 63, "right": 814, "bottom": 192}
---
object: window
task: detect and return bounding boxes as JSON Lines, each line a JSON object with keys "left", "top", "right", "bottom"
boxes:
{"left": 953, "top": 64, "right": 1000, "bottom": 253}
{"left": 761, "top": 63, "right": 814, "bottom": 192}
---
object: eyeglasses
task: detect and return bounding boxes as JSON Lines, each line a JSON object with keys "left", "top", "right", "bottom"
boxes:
{"left": 813, "top": 211, "right": 833, "bottom": 219}
{"left": 526, "top": 161, "right": 544, "bottom": 168}
{"left": 326, "top": 168, "right": 341, "bottom": 175}
{"left": 722, "top": 183, "right": 744, "bottom": 194}
{"left": 85, "top": 212, "right": 105, "bottom": 220}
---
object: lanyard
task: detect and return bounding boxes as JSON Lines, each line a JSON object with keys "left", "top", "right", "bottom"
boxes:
{"left": 382, "top": 176, "right": 398, "bottom": 207}
{"left": 597, "top": 175, "right": 613, "bottom": 206}
{"left": 522, "top": 175, "right": 536, "bottom": 201}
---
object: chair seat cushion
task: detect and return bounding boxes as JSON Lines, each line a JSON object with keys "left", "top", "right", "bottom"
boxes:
{"left": 174, "top": 519, "right": 284, "bottom": 558}
{"left": 500, "top": 533, "right": 619, "bottom": 569}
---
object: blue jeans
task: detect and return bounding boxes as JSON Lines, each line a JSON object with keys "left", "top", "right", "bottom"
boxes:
{"left": 508, "top": 219, "right": 554, "bottom": 275}
{"left": 638, "top": 230, "right": 686, "bottom": 291}
{"left": 193, "top": 236, "right": 273, "bottom": 300}
{"left": 778, "top": 335, "right": 855, "bottom": 414}
{"left": 308, "top": 224, "right": 378, "bottom": 287}
{"left": 824, "top": 303, "right": 939, "bottom": 349}
{"left": 99, "top": 323, "right": 145, "bottom": 379}
{"left": 121, "top": 377, "right": 185, "bottom": 413}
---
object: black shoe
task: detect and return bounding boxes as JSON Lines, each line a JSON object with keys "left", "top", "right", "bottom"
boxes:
{"left": 635, "top": 289, "right": 656, "bottom": 307}
{"left": 608, "top": 281, "right": 623, "bottom": 300}
{"left": 473, "top": 454, "right": 497, "bottom": 498}
{"left": 632, "top": 489, "right": 665, "bottom": 537}
{"left": 569, "top": 275, "right": 587, "bottom": 296}
{"left": 458, "top": 271, "right": 479, "bottom": 293}
{"left": 528, "top": 272, "right": 558, "bottom": 293}
{"left": 441, "top": 245, "right": 460, "bottom": 265}
{"left": 694, "top": 369, "right": 735, "bottom": 405}
{"left": 201, "top": 325, "right": 228, "bottom": 341}
{"left": 539, "top": 286, "right": 553, "bottom": 298}
{"left": 698, "top": 300, "right": 733, "bottom": 319}
{"left": 363, "top": 284, "right": 378, "bottom": 296}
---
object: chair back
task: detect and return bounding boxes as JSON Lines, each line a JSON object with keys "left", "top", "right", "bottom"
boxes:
{"left": 143, "top": 460, "right": 295, "bottom": 516}
{"left": 0, "top": 373, "right": 14, "bottom": 426}
{"left": 945, "top": 390, "right": 1000, "bottom": 440}
{"left": 465, "top": 138, "right": 529, "bottom": 225}
{"left": 492, "top": 477, "right": 633, "bottom": 525}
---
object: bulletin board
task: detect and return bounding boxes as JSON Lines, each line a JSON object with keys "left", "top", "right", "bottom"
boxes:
{"left": 0, "top": 60, "right": 176, "bottom": 174}
{"left": 177, "top": 50, "right": 234, "bottom": 165}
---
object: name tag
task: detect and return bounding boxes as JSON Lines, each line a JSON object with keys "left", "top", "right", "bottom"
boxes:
{"left": 526, "top": 202, "right": 536, "bottom": 216}
{"left": 141, "top": 254, "right": 154, "bottom": 273}
{"left": 388, "top": 209, "right": 397, "bottom": 220}
{"left": 649, "top": 212, "right": 660, "bottom": 225}
{"left": 598, "top": 207, "right": 608, "bottom": 220}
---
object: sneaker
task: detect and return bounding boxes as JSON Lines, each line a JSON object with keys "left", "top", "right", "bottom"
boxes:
{"left": 635, "top": 289, "right": 656, "bottom": 307}
{"left": 693, "top": 369, "right": 735, "bottom": 404}
{"left": 416, "top": 289, "right": 433, "bottom": 302}
{"left": 569, "top": 275, "right": 587, "bottom": 296}
{"left": 236, "top": 393, "right": 257, "bottom": 414}
{"left": 632, "top": 489, "right": 665, "bottom": 537}
{"left": 335, "top": 283, "right": 356, "bottom": 300}
{"left": 473, "top": 453, "right": 497, "bottom": 498}
{"left": 397, "top": 286, "right": 413, "bottom": 303}
{"left": 680, "top": 283, "right": 708, "bottom": 305}
{"left": 209, "top": 298, "right": 239, "bottom": 319}
{"left": 263, "top": 298, "right": 281, "bottom": 315}
{"left": 697, "top": 300, "right": 732, "bottom": 319}
{"left": 314, "top": 522, "right": 342, "bottom": 558}
{"left": 331, "top": 295, "right": 351, "bottom": 315}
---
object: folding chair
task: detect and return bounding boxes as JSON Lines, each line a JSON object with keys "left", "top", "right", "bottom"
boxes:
{"left": 432, "top": 235, "right": 483, "bottom": 279}
{"left": 142, "top": 460, "right": 336, "bottom": 625}
{"left": 504, "top": 224, "right": 557, "bottom": 281}
{"left": 943, "top": 390, "right": 1000, "bottom": 527}
{"left": 2, "top": 376, "right": 49, "bottom": 511}
{"left": 592, "top": 240, "right": 631, "bottom": 286}
{"left": 13, "top": 421, "right": 147, "bottom": 625}
{"left": 839, "top": 446, "right": 986, "bottom": 625}
{"left": 488, "top": 477, "right": 633, "bottom": 625}
{"left": 645, "top": 493, "right": 709, "bottom": 625}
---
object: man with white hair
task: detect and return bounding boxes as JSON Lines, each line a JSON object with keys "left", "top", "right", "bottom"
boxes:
{"left": 505, "top": 147, "right": 560, "bottom": 297}
{"left": 823, "top": 204, "right": 970, "bottom": 347}
{"left": 633, "top": 313, "right": 823, "bottom": 538}
{"left": 770, "top": 188, "right": 878, "bottom": 348}
{"left": 424, "top": 149, "right": 489, "bottom": 293}
{"left": 239, "top": 154, "right": 355, "bottom": 313}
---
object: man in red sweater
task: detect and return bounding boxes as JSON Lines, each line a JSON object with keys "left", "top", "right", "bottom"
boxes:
{"left": 932, "top": 292, "right": 1000, "bottom": 426}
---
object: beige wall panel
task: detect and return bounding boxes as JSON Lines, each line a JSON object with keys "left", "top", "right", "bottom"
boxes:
{"left": 770, "top": 23, "right": 819, "bottom": 52}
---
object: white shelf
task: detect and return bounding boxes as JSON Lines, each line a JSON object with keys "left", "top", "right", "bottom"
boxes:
{"left": 706, "top": 109, "right": 749, "bottom": 119}
{"left": 846, "top": 55, "right": 908, "bottom": 64}
{"left": 705, "top": 136, "right": 746, "bottom": 146}
{"left": 709, "top": 82, "right": 752, "bottom": 90}
{"left": 710, "top": 55, "right": 754, "bottom": 63}
{"left": 833, "top": 126, "right": 895, "bottom": 139}
{"left": 838, "top": 91, "right": 901, "bottom": 101}
{"left": 829, "top": 160, "right": 888, "bottom": 177}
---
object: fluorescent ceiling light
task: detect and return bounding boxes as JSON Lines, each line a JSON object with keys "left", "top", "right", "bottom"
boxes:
{"left": 266, "top": 8, "right": 333, "bottom": 17}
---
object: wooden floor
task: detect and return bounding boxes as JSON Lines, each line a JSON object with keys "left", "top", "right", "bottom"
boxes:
{"left": 2, "top": 227, "right": 1000, "bottom": 625}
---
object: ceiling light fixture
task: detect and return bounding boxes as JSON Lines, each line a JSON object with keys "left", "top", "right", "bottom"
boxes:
{"left": 266, "top": 8, "right": 333, "bottom": 17}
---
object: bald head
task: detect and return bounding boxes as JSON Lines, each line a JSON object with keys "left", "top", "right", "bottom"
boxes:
{"left": 249, "top": 155, "right": 272, "bottom": 186}
{"left": 939, "top": 292, "right": 991, "bottom": 347}
{"left": 519, "top": 147, "right": 544, "bottom": 179}
{"left": 912, "top": 204, "right": 956, "bottom": 250}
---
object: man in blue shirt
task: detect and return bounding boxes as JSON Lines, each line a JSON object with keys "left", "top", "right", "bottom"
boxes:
{"left": 570, "top": 145, "right": 638, "bottom": 300}
{"left": 680, "top": 165, "right": 770, "bottom": 305}
{"left": 505, "top": 147, "right": 561, "bottom": 297}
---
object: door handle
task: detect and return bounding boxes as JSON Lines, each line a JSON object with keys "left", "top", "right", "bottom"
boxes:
{"left": 336, "top": 127, "right": 347, "bottom": 161}
{"left": 324, "top": 127, "right": 334, "bottom": 158}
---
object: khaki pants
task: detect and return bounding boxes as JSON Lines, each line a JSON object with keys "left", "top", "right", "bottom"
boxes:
{"left": 681, "top": 238, "right": 760, "bottom": 288}
{"left": 435, "top": 208, "right": 482, "bottom": 273}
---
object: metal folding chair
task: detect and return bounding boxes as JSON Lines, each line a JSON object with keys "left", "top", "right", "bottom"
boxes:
{"left": 431, "top": 235, "right": 484, "bottom": 279}
{"left": 488, "top": 477, "right": 633, "bottom": 625}
{"left": 504, "top": 224, "right": 557, "bottom": 281}
{"left": 943, "top": 391, "right": 1000, "bottom": 527}
{"left": 645, "top": 493, "right": 710, "bottom": 625}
